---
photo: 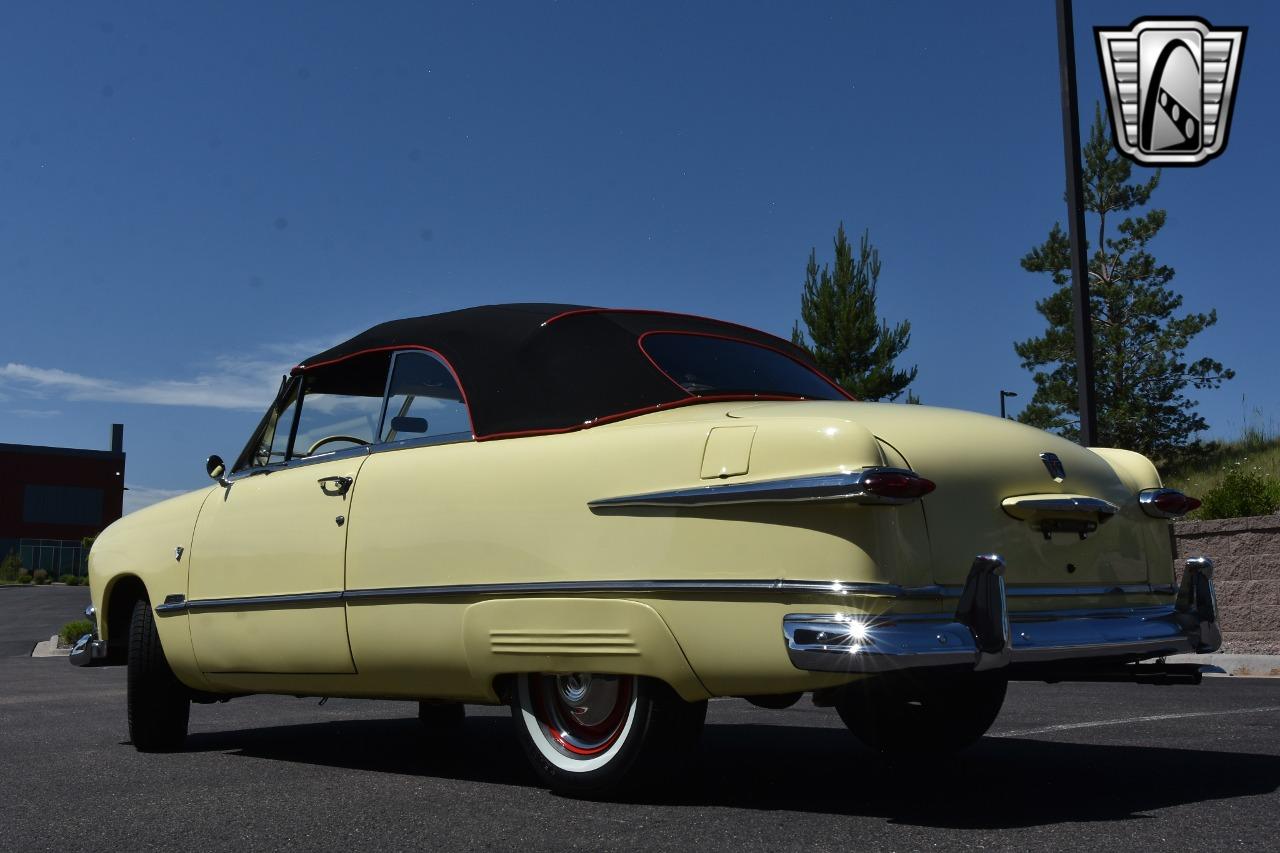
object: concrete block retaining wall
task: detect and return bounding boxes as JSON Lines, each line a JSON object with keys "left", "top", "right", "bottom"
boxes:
{"left": 1175, "top": 514, "right": 1280, "bottom": 655}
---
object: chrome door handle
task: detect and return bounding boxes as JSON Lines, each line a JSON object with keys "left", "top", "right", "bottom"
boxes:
{"left": 318, "top": 476, "right": 353, "bottom": 496}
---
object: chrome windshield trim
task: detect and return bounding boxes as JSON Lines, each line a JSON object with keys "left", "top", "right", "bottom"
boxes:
{"left": 588, "top": 469, "right": 919, "bottom": 509}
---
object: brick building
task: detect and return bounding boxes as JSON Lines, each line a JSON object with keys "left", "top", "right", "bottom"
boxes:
{"left": 0, "top": 425, "right": 126, "bottom": 576}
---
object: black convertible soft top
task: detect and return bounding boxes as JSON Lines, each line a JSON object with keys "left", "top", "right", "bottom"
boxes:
{"left": 294, "top": 304, "right": 845, "bottom": 439}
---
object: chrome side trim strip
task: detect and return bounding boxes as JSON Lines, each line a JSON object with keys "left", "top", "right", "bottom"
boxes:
{"left": 588, "top": 469, "right": 919, "bottom": 509}
{"left": 342, "top": 579, "right": 908, "bottom": 600}
{"left": 158, "top": 591, "right": 344, "bottom": 614}
{"left": 157, "top": 578, "right": 1176, "bottom": 615}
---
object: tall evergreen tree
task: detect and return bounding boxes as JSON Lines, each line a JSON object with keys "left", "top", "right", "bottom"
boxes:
{"left": 1016, "top": 105, "right": 1233, "bottom": 461}
{"left": 791, "top": 224, "right": 916, "bottom": 401}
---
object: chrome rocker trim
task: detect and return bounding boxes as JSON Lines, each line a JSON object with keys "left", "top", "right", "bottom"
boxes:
{"left": 588, "top": 469, "right": 923, "bottom": 509}
{"left": 784, "top": 556, "right": 1221, "bottom": 674}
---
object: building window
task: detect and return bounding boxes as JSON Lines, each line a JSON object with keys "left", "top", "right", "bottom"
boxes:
{"left": 22, "top": 485, "right": 104, "bottom": 527}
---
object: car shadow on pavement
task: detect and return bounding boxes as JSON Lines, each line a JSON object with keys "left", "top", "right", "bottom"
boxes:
{"left": 183, "top": 716, "right": 1280, "bottom": 827}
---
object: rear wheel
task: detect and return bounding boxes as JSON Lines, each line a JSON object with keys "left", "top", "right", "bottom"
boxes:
{"left": 126, "top": 599, "right": 190, "bottom": 752}
{"left": 836, "top": 672, "right": 1007, "bottom": 756}
{"left": 511, "top": 673, "right": 706, "bottom": 797}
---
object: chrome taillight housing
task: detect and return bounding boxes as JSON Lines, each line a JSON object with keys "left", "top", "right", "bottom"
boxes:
{"left": 1139, "top": 488, "right": 1202, "bottom": 518}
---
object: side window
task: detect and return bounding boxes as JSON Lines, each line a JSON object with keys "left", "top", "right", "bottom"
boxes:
{"left": 379, "top": 351, "right": 472, "bottom": 443}
{"left": 291, "top": 352, "right": 392, "bottom": 459}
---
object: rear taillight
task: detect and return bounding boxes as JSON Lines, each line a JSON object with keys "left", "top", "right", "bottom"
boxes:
{"left": 1139, "top": 488, "right": 1202, "bottom": 518}
{"left": 861, "top": 469, "right": 937, "bottom": 502}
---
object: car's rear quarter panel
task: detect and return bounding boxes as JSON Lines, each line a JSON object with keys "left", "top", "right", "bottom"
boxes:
{"left": 341, "top": 404, "right": 935, "bottom": 699}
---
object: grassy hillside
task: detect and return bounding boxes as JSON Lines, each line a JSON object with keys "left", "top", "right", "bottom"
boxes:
{"left": 1161, "top": 429, "right": 1280, "bottom": 518}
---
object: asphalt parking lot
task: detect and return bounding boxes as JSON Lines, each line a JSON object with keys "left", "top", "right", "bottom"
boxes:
{"left": 4, "top": 585, "right": 1279, "bottom": 852}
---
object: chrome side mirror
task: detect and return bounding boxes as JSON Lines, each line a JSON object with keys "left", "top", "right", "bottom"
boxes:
{"left": 206, "top": 455, "right": 230, "bottom": 488}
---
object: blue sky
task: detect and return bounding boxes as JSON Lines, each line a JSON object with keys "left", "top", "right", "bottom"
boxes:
{"left": 1, "top": 1, "right": 1274, "bottom": 511}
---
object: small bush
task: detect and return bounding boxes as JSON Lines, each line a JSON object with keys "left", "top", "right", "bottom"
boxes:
{"left": 32, "top": 569, "right": 50, "bottom": 585}
{"left": 59, "top": 619, "right": 95, "bottom": 646}
{"left": 1198, "top": 464, "right": 1280, "bottom": 520}
{"left": 59, "top": 574, "right": 77, "bottom": 585}
{"left": 16, "top": 572, "right": 32, "bottom": 584}
{"left": 0, "top": 550, "right": 22, "bottom": 582}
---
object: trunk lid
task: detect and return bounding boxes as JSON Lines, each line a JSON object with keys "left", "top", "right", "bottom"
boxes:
{"left": 729, "top": 401, "right": 1158, "bottom": 588}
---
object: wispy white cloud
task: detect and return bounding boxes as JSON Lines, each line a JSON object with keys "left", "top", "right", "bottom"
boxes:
{"left": 0, "top": 336, "right": 342, "bottom": 412}
{"left": 124, "top": 486, "right": 195, "bottom": 514}
{"left": 12, "top": 408, "right": 61, "bottom": 418}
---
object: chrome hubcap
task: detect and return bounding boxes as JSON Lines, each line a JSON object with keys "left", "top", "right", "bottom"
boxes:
{"left": 528, "top": 673, "right": 634, "bottom": 758}
{"left": 555, "top": 673, "right": 622, "bottom": 727}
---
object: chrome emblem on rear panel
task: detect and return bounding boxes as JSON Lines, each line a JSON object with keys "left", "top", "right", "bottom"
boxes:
{"left": 1040, "top": 453, "right": 1066, "bottom": 483}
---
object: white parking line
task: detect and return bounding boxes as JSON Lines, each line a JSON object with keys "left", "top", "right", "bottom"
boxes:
{"left": 994, "top": 705, "right": 1280, "bottom": 738}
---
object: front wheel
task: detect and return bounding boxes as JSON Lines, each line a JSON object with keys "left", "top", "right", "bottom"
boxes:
{"left": 836, "top": 672, "right": 1007, "bottom": 756}
{"left": 511, "top": 673, "right": 706, "bottom": 797}
{"left": 126, "top": 599, "right": 190, "bottom": 752}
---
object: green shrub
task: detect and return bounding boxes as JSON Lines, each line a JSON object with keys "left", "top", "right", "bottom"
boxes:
{"left": 1198, "top": 464, "right": 1280, "bottom": 520}
{"left": 32, "top": 569, "right": 50, "bottom": 585}
{"left": 0, "top": 550, "right": 22, "bottom": 582}
{"left": 59, "top": 574, "right": 77, "bottom": 585}
{"left": 16, "top": 572, "right": 32, "bottom": 584}
{"left": 59, "top": 619, "right": 95, "bottom": 646}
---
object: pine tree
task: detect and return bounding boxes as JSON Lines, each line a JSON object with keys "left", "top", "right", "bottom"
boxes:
{"left": 1016, "top": 105, "right": 1233, "bottom": 461}
{"left": 791, "top": 224, "right": 916, "bottom": 401}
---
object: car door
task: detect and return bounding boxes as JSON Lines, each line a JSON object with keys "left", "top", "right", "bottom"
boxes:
{"left": 187, "top": 353, "right": 391, "bottom": 674}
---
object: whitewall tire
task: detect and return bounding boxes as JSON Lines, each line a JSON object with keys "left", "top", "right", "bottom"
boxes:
{"left": 511, "top": 673, "right": 706, "bottom": 797}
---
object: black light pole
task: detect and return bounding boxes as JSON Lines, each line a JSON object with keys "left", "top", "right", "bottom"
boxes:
{"left": 1055, "top": 0, "right": 1098, "bottom": 446}
{"left": 1000, "top": 390, "right": 1018, "bottom": 419}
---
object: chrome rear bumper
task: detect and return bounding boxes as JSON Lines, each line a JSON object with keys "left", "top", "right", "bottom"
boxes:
{"left": 784, "top": 556, "right": 1221, "bottom": 674}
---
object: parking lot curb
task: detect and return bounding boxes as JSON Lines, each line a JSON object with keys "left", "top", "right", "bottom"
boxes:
{"left": 30, "top": 635, "right": 69, "bottom": 658}
{"left": 1166, "top": 653, "right": 1280, "bottom": 678}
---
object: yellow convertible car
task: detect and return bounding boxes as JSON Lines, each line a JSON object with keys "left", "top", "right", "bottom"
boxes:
{"left": 72, "top": 303, "right": 1219, "bottom": 795}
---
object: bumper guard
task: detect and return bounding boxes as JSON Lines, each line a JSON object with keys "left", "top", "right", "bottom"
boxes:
{"left": 69, "top": 604, "right": 109, "bottom": 667}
